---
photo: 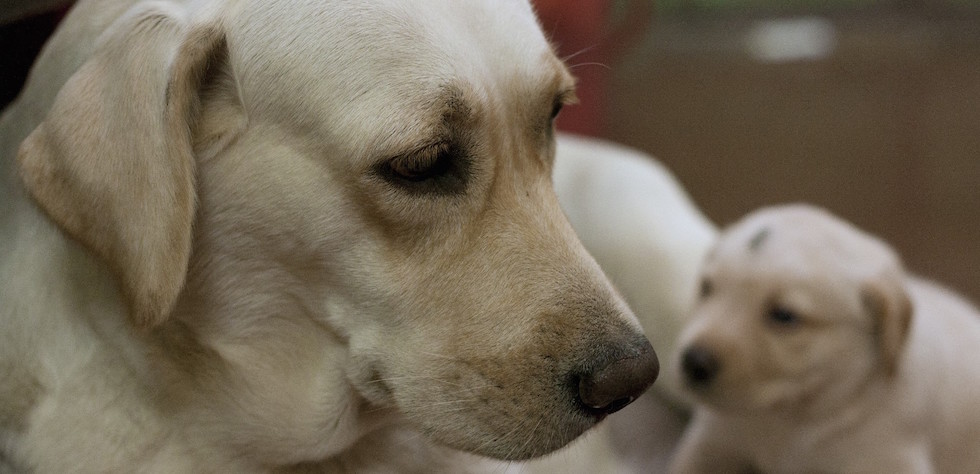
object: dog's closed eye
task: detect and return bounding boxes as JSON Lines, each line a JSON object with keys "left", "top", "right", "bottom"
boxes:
{"left": 378, "top": 141, "right": 469, "bottom": 195}
{"left": 389, "top": 143, "right": 452, "bottom": 182}
{"left": 767, "top": 305, "right": 801, "bottom": 328}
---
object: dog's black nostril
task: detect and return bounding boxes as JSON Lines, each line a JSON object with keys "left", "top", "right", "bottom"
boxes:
{"left": 577, "top": 340, "right": 659, "bottom": 417}
{"left": 682, "top": 345, "right": 720, "bottom": 386}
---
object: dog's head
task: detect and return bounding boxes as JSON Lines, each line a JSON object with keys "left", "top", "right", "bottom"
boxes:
{"left": 674, "top": 204, "right": 911, "bottom": 413}
{"left": 16, "top": 0, "right": 657, "bottom": 462}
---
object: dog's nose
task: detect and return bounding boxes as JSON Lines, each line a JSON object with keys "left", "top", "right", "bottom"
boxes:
{"left": 577, "top": 340, "right": 659, "bottom": 416}
{"left": 681, "top": 345, "right": 719, "bottom": 386}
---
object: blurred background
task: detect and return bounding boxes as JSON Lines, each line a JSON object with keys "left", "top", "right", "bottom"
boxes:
{"left": 2, "top": 0, "right": 977, "bottom": 302}
{"left": 539, "top": 0, "right": 979, "bottom": 303}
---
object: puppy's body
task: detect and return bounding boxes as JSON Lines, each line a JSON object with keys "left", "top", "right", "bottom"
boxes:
{"left": 0, "top": 1, "right": 660, "bottom": 471}
{"left": 671, "top": 205, "right": 980, "bottom": 474}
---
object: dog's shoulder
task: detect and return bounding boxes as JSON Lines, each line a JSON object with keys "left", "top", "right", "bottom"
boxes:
{"left": 908, "top": 277, "right": 980, "bottom": 325}
{"left": 898, "top": 277, "right": 980, "bottom": 462}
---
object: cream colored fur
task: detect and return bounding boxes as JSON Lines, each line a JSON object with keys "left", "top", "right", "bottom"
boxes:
{"left": 0, "top": 1, "right": 664, "bottom": 471}
{"left": 670, "top": 204, "right": 980, "bottom": 474}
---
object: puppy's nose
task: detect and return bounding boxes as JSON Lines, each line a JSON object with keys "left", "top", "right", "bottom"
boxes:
{"left": 577, "top": 340, "right": 659, "bottom": 416}
{"left": 682, "top": 345, "right": 719, "bottom": 386}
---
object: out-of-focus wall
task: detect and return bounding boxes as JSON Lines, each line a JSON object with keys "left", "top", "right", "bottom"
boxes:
{"left": 607, "top": 14, "right": 979, "bottom": 301}
{"left": 540, "top": 5, "right": 980, "bottom": 303}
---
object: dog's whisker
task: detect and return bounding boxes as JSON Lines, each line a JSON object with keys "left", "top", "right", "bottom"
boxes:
{"left": 498, "top": 414, "right": 541, "bottom": 462}
{"left": 470, "top": 421, "right": 522, "bottom": 458}
{"left": 561, "top": 44, "right": 598, "bottom": 63}
{"left": 512, "top": 416, "right": 545, "bottom": 461}
{"left": 568, "top": 61, "right": 612, "bottom": 71}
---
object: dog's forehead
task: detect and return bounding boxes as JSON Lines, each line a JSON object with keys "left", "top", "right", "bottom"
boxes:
{"left": 225, "top": 0, "right": 565, "bottom": 155}
{"left": 709, "top": 205, "right": 900, "bottom": 285}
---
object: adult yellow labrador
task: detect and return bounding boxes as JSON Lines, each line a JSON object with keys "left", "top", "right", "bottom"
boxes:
{"left": 671, "top": 204, "right": 980, "bottom": 474}
{"left": 0, "top": 0, "right": 659, "bottom": 471}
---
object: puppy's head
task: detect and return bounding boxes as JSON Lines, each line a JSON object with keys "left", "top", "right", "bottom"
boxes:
{"left": 674, "top": 204, "right": 911, "bottom": 413}
{"left": 18, "top": 0, "right": 656, "bottom": 462}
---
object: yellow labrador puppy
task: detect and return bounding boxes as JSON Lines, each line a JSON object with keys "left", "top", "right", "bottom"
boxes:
{"left": 0, "top": 0, "right": 660, "bottom": 471}
{"left": 670, "top": 204, "right": 980, "bottom": 474}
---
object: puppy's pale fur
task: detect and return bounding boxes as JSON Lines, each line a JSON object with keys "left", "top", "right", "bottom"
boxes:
{"left": 0, "top": 1, "right": 659, "bottom": 471}
{"left": 671, "top": 204, "right": 980, "bottom": 474}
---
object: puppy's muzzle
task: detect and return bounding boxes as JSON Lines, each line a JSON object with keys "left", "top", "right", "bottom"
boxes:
{"left": 681, "top": 345, "right": 720, "bottom": 388}
{"left": 576, "top": 338, "right": 659, "bottom": 417}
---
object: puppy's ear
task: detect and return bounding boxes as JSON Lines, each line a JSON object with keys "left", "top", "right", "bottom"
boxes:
{"left": 17, "top": 5, "right": 228, "bottom": 328}
{"left": 861, "top": 273, "right": 912, "bottom": 376}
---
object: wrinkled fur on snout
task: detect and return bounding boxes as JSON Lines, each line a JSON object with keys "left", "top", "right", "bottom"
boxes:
{"left": 669, "top": 204, "right": 980, "bottom": 474}
{"left": 0, "top": 0, "right": 654, "bottom": 471}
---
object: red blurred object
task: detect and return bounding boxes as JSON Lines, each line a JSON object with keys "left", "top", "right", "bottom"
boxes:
{"left": 534, "top": 0, "right": 652, "bottom": 137}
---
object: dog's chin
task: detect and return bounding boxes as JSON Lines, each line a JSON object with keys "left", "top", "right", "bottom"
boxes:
{"left": 417, "top": 405, "right": 598, "bottom": 461}
{"left": 347, "top": 361, "right": 596, "bottom": 460}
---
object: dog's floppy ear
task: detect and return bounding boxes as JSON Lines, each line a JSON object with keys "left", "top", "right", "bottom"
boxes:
{"left": 17, "top": 5, "right": 227, "bottom": 328}
{"left": 861, "top": 272, "right": 912, "bottom": 376}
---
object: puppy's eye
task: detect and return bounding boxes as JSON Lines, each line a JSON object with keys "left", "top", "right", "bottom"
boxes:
{"left": 768, "top": 306, "right": 800, "bottom": 327}
{"left": 699, "top": 278, "right": 713, "bottom": 299}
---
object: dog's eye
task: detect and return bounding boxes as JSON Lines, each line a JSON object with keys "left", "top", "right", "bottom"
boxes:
{"left": 768, "top": 306, "right": 800, "bottom": 327}
{"left": 550, "top": 101, "right": 564, "bottom": 122}
{"left": 377, "top": 142, "right": 469, "bottom": 195}
{"left": 551, "top": 88, "right": 577, "bottom": 123}
{"left": 387, "top": 143, "right": 452, "bottom": 182}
